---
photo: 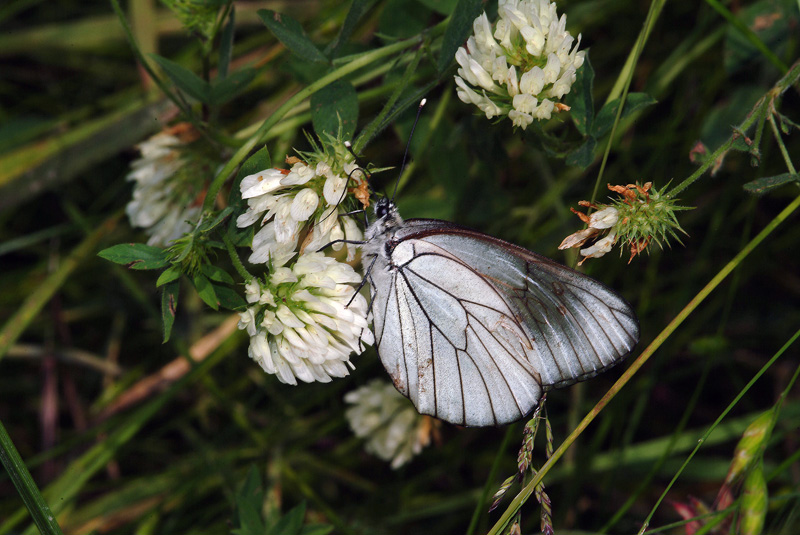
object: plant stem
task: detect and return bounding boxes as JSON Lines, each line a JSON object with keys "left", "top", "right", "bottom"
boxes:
{"left": 0, "top": 421, "right": 64, "bottom": 535}
{"left": 669, "top": 59, "right": 800, "bottom": 197}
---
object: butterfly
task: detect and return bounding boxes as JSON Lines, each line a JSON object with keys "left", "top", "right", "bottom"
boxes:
{"left": 360, "top": 197, "right": 639, "bottom": 427}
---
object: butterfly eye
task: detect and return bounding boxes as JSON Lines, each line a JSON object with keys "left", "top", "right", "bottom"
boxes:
{"left": 375, "top": 198, "right": 391, "bottom": 219}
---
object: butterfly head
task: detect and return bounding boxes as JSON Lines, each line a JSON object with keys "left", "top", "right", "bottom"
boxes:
{"left": 364, "top": 197, "right": 403, "bottom": 244}
{"left": 374, "top": 197, "right": 401, "bottom": 224}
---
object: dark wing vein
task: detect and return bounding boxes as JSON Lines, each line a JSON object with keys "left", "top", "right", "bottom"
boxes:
{"left": 402, "top": 263, "right": 539, "bottom": 380}
{"left": 398, "top": 257, "right": 539, "bottom": 426}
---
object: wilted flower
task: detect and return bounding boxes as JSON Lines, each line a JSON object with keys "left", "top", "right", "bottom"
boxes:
{"left": 559, "top": 182, "right": 689, "bottom": 263}
{"left": 238, "top": 253, "right": 373, "bottom": 385}
{"left": 237, "top": 143, "right": 367, "bottom": 267}
{"left": 454, "top": 0, "right": 586, "bottom": 128}
{"left": 126, "top": 123, "right": 216, "bottom": 246}
{"left": 345, "top": 379, "right": 438, "bottom": 469}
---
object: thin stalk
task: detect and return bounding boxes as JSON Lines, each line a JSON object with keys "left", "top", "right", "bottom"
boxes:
{"left": 669, "top": 59, "right": 800, "bottom": 197}
{"left": 486, "top": 192, "right": 800, "bottom": 535}
{"left": 639, "top": 327, "right": 800, "bottom": 534}
{"left": 768, "top": 114, "right": 798, "bottom": 175}
{"left": 0, "top": 421, "right": 64, "bottom": 535}
{"left": 592, "top": 0, "right": 666, "bottom": 205}
{"left": 466, "top": 426, "right": 516, "bottom": 535}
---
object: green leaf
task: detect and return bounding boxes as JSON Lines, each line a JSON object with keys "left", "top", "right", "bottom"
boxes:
{"left": 232, "top": 466, "right": 265, "bottom": 535}
{"left": 98, "top": 243, "right": 170, "bottom": 270}
{"left": 149, "top": 54, "right": 211, "bottom": 103}
{"left": 0, "top": 421, "right": 64, "bottom": 535}
{"left": 238, "top": 146, "right": 272, "bottom": 182}
{"left": 237, "top": 466, "right": 263, "bottom": 504}
{"left": 565, "top": 54, "right": 594, "bottom": 136}
{"left": 593, "top": 92, "right": 658, "bottom": 138}
{"left": 258, "top": 9, "right": 328, "bottom": 63}
{"left": 300, "top": 525, "right": 334, "bottom": 535}
{"left": 743, "top": 173, "right": 800, "bottom": 195}
{"left": 214, "top": 285, "right": 247, "bottom": 311}
{"left": 200, "top": 264, "right": 234, "bottom": 285}
{"left": 210, "top": 67, "right": 256, "bottom": 105}
{"left": 379, "top": 0, "right": 431, "bottom": 40}
{"left": 437, "top": 0, "right": 483, "bottom": 75}
{"left": 269, "top": 502, "right": 306, "bottom": 535}
{"left": 232, "top": 505, "right": 264, "bottom": 535}
{"left": 198, "top": 207, "right": 234, "bottom": 233}
{"left": 723, "top": 0, "right": 790, "bottom": 73}
{"left": 161, "top": 281, "right": 179, "bottom": 343}
{"left": 418, "top": 0, "right": 459, "bottom": 15}
{"left": 156, "top": 264, "right": 182, "bottom": 287}
{"left": 565, "top": 136, "right": 597, "bottom": 168}
{"left": 311, "top": 79, "right": 359, "bottom": 140}
{"left": 218, "top": 7, "right": 235, "bottom": 78}
{"left": 193, "top": 274, "right": 219, "bottom": 310}
{"left": 776, "top": 111, "right": 800, "bottom": 135}
{"left": 327, "top": 0, "right": 379, "bottom": 59}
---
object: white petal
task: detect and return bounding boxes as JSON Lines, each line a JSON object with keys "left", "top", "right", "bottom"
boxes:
{"left": 281, "top": 162, "right": 315, "bottom": 186}
{"left": 323, "top": 173, "right": 348, "bottom": 206}
{"left": 519, "top": 67, "right": 545, "bottom": 96}
{"left": 290, "top": 189, "right": 319, "bottom": 222}
{"left": 240, "top": 169, "right": 285, "bottom": 198}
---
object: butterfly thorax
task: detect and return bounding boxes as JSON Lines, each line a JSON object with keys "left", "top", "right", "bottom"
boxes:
{"left": 363, "top": 198, "right": 403, "bottom": 263}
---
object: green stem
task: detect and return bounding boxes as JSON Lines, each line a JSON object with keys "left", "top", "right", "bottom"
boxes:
{"left": 202, "top": 33, "right": 431, "bottom": 213}
{"left": 768, "top": 113, "right": 797, "bottom": 175}
{"left": 669, "top": 96, "right": 769, "bottom": 198}
{"left": 486, "top": 192, "right": 800, "bottom": 535}
{"left": 592, "top": 0, "right": 666, "bottom": 205}
{"left": 0, "top": 420, "right": 64, "bottom": 535}
{"left": 466, "top": 425, "right": 516, "bottom": 535}
{"left": 224, "top": 232, "right": 253, "bottom": 281}
{"left": 669, "top": 59, "right": 800, "bottom": 197}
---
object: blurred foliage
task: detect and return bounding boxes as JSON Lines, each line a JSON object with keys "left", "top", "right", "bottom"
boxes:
{"left": 1, "top": 0, "right": 800, "bottom": 534}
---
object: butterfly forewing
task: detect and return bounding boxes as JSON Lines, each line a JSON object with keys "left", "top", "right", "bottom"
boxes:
{"left": 366, "top": 215, "right": 639, "bottom": 427}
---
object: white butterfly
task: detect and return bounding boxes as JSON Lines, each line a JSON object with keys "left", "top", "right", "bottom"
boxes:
{"left": 361, "top": 197, "right": 639, "bottom": 427}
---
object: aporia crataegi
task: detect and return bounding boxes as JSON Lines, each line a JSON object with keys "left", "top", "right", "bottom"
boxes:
{"left": 360, "top": 197, "right": 639, "bottom": 427}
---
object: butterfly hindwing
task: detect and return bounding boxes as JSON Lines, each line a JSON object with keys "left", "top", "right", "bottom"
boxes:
{"left": 366, "top": 216, "right": 639, "bottom": 427}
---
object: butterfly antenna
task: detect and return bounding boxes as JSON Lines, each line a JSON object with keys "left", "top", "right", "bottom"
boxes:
{"left": 344, "top": 140, "right": 358, "bottom": 160}
{"left": 391, "top": 98, "right": 427, "bottom": 202}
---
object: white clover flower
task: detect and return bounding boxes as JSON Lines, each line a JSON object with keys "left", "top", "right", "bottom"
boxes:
{"left": 237, "top": 154, "right": 366, "bottom": 268}
{"left": 126, "top": 124, "right": 213, "bottom": 246}
{"left": 559, "top": 182, "right": 688, "bottom": 264}
{"left": 454, "top": 0, "right": 586, "bottom": 128}
{"left": 238, "top": 252, "right": 374, "bottom": 385}
{"left": 588, "top": 206, "right": 619, "bottom": 229}
{"left": 559, "top": 205, "right": 620, "bottom": 264}
{"left": 580, "top": 232, "right": 616, "bottom": 259}
{"left": 345, "top": 380, "right": 436, "bottom": 469}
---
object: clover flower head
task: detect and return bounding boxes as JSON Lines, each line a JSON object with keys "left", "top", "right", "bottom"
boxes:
{"left": 238, "top": 252, "right": 374, "bottom": 385}
{"left": 559, "top": 182, "right": 690, "bottom": 264}
{"left": 126, "top": 123, "right": 215, "bottom": 246}
{"left": 236, "top": 140, "right": 368, "bottom": 268}
{"left": 345, "top": 379, "right": 438, "bottom": 469}
{"left": 454, "top": 0, "right": 585, "bottom": 128}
